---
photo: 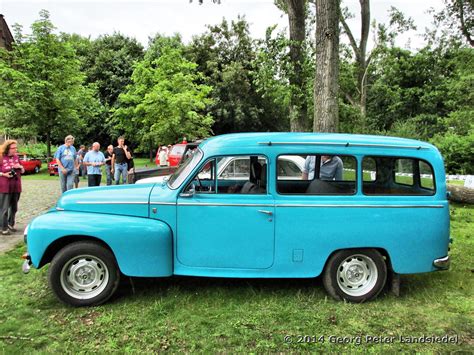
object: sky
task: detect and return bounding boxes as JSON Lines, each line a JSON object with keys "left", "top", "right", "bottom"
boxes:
{"left": 0, "top": 0, "right": 444, "bottom": 50}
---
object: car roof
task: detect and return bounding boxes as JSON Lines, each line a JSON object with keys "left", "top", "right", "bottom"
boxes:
{"left": 199, "top": 132, "right": 436, "bottom": 151}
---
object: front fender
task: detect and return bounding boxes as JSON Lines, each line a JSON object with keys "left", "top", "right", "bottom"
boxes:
{"left": 27, "top": 211, "right": 173, "bottom": 277}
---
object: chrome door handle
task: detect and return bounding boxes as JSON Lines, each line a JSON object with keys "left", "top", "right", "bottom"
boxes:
{"left": 258, "top": 210, "right": 273, "bottom": 215}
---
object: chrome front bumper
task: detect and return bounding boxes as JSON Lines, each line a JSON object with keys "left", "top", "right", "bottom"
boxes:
{"left": 433, "top": 256, "right": 450, "bottom": 270}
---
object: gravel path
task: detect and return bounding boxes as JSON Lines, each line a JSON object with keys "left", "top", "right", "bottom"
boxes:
{"left": 0, "top": 180, "right": 61, "bottom": 254}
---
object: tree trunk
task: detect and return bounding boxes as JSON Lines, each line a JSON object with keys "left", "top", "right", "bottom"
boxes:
{"left": 358, "top": 0, "right": 370, "bottom": 120}
{"left": 46, "top": 132, "right": 51, "bottom": 159}
{"left": 314, "top": 0, "right": 340, "bottom": 133}
{"left": 286, "top": 0, "right": 308, "bottom": 132}
{"left": 448, "top": 184, "right": 474, "bottom": 204}
{"left": 340, "top": 0, "right": 370, "bottom": 128}
{"left": 149, "top": 139, "right": 154, "bottom": 163}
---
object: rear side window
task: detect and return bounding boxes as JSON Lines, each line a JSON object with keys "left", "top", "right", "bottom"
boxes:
{"left": 362, "top": 156, "right": 435, "bottom": 195}
{"left": 419, "top": 161, "right": 435, "bottom": 189}
{"left": 277, "top": 154, "right": 356, "bottom": 195}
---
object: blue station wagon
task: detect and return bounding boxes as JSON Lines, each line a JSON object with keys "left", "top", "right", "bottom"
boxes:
{"left": 23, "top": 133, "right": 451, "bottom": 306}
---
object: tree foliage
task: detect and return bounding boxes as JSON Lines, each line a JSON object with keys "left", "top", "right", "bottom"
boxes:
{"left": 112, "top": 36, "right": 213, "bottom": 151}
{"left": 0, "top": 10, "right": 102, "bottom": 156}
{"left": 186, "top": 18, "right": 289, "bottom": 134}
{"left": 82, "top": 33, "right": 144, "bottom": 108}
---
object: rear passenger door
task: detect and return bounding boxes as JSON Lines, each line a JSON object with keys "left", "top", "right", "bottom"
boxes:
{"left": 273, "top": 154, "right": 358, "bottom": 274}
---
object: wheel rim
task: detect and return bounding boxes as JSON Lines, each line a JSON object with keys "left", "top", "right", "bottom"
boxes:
{"left": 60, "top": 254, "right": 109, "bottom": 300}
{"left": 336, "top": 254, "right": 378, "bottom": 297}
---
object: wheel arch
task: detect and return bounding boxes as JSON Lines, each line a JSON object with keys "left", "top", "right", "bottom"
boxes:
{"left": 39, "top": 235, "right": 115, "bottom": 268}
{"left": 322, "top": 247, "right": 393, "bottom": 274}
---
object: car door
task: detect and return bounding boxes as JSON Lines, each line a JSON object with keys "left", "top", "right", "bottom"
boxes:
{"left": 176, "top": 155, "right": 275, "bottom": 269}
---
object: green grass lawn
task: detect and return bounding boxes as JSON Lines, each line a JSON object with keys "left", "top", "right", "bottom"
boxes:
{"left": 0, "top": 203, "right": 472, "bottom": 352}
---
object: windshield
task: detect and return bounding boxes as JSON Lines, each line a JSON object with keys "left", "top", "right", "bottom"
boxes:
{"left": 168, "top": 148, "right": 203, "bottom": 189}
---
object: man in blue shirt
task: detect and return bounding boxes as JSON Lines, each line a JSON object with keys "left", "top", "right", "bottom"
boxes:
{"left": 302, "top": 155, "right": 343, "bottom": 180}
{"left": 54, "top": 135, "right": 78, "bottom": 193}
{"left": 83, "top": 142, "right": 106, "bottom": 187}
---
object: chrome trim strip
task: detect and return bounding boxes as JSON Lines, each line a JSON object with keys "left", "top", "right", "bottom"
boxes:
{"left": 74, "top": 201, "right": 443, "bottom": 208}
{"left": 275, "top": 204, "right": 444, "bottom": 208}
{"left": 56, "top": 207, "right": 65, "bottom": 211}
{"left": 258, "top": 141, "right": 427, "bottom": 150}
{"left": 176, "top": 202, "right": 443, "bottom": 208}
{"left": 76, "top": 201, "right": 148, "bottom": 205}
{"left": 177, "top": 203, "right": 274, "bottom": 207}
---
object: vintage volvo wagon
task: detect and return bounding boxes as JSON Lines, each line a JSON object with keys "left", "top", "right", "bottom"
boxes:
{"left": 23, "top": 133, "right": 451, "bottom": 306}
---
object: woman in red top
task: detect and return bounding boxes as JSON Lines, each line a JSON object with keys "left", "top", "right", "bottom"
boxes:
{"left": 0, "top": 140, "right": 24, "bottom": 235}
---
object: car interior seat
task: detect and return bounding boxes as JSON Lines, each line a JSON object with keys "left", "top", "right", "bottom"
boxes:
{"left": 241, "top": 161, "right": 262, "bottom": 194}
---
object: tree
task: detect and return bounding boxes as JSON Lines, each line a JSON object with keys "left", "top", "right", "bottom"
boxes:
{"left": 192, "top": 0, "right": 339, "bottom": 133}
{"left": 313, "top": 0, "right": 340, "bottom": 132}
{"left": 339, "top": 3, "right": 416, "bottom": 129}
{"left": 434, "top": 0, "right": 474, "bottom": 46}
{"left": 339, "top": 0, "right": 370, "bottom": 119}
{"left": 0, "top": 10, "right": 101, "bottom": 156}
{"left": 186, "top": 18, "right": 287, "bottom": 134}
{"left": 113, "top": 36, "right": 213, "bottom": 152}
{"left": 274, "top": 0, "right": 310, "bottom": 131}
{"left": 82, "top": 33, "right": 144, "bottom": 108}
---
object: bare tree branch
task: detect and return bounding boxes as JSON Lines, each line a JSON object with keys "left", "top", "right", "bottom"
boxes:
{"left": 458, "top": 0, "right": 474, "bottom": 46}
{"left": 340, "top": 13, "right": 360, "bottom": 60}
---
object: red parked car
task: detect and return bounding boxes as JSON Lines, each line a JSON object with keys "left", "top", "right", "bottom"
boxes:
{"left": 18, "top": 154, "right": 42, "bottom": 174}
{"left": 155, "top": 143, "right": 187, "bottom": 167}
{"left": 48, "top": 158, "right": 59, "bottom": 176}
{"left": 167, "top": 144, "right": 187, "bottom": 167}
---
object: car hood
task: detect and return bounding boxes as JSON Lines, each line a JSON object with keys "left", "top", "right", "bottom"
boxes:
{"left": 56, "top": 184, "right": 153, "bottom": 217}
{"left": 136, "top": 175, "right": 171, "bottom": 184}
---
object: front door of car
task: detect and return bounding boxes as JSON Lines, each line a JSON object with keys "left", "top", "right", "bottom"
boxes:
{"left": 176, "top": 155, "right": 275, "bottom": 269}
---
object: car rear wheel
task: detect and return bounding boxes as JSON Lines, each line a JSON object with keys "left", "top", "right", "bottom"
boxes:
{"left": 48, "top": 241, "right": 120, "bottom": 307}
{"left": 323, "top": 249, "right": 387, "bottom": 302}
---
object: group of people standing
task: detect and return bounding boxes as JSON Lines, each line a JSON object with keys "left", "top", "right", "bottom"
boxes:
{"left": 0, "top": 135, "right": 133, "bottom": 236}
{"left": 55, "top": 135, "right": 133, "bottom": 193}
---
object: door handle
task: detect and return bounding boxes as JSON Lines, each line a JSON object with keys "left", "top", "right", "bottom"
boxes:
{"left": 258, "top": 210, "right": 273, "bottom": 215}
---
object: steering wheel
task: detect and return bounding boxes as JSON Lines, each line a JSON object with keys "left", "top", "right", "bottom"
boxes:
{"left": 195, "top": 175, "right": 203, "bottom": 191}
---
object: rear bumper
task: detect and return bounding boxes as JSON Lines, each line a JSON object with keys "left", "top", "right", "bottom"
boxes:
{"left": 433, "top": 255, "right": 450, "bottom": 270}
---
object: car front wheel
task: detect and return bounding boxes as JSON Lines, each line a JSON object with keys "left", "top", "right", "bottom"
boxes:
{"left": 323, "top": 249, "right": 387, "bottom": 302}
{"left": 48, "top": 241, "right": 120, "bottom": 307}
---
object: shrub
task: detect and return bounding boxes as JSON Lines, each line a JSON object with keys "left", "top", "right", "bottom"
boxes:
{"left": 430, "top": 131, "right": 474, "bottom": 174}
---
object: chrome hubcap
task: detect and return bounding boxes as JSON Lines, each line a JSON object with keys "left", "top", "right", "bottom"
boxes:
{"left": 336, "top": 254, "right": 378, "bottom": 297}
{"left": 60, "top": 255, "right": 109, "bottom": 300}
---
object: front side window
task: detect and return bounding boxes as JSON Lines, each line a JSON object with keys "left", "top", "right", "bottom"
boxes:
{"left": 362, "top": 156, "right": 435, "bottom": 195}
{"left": 183, "top": 155, "right": 268, "bottom": 194}
{"left": 277, "top": 154, "right": 356, "bottom": 195}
